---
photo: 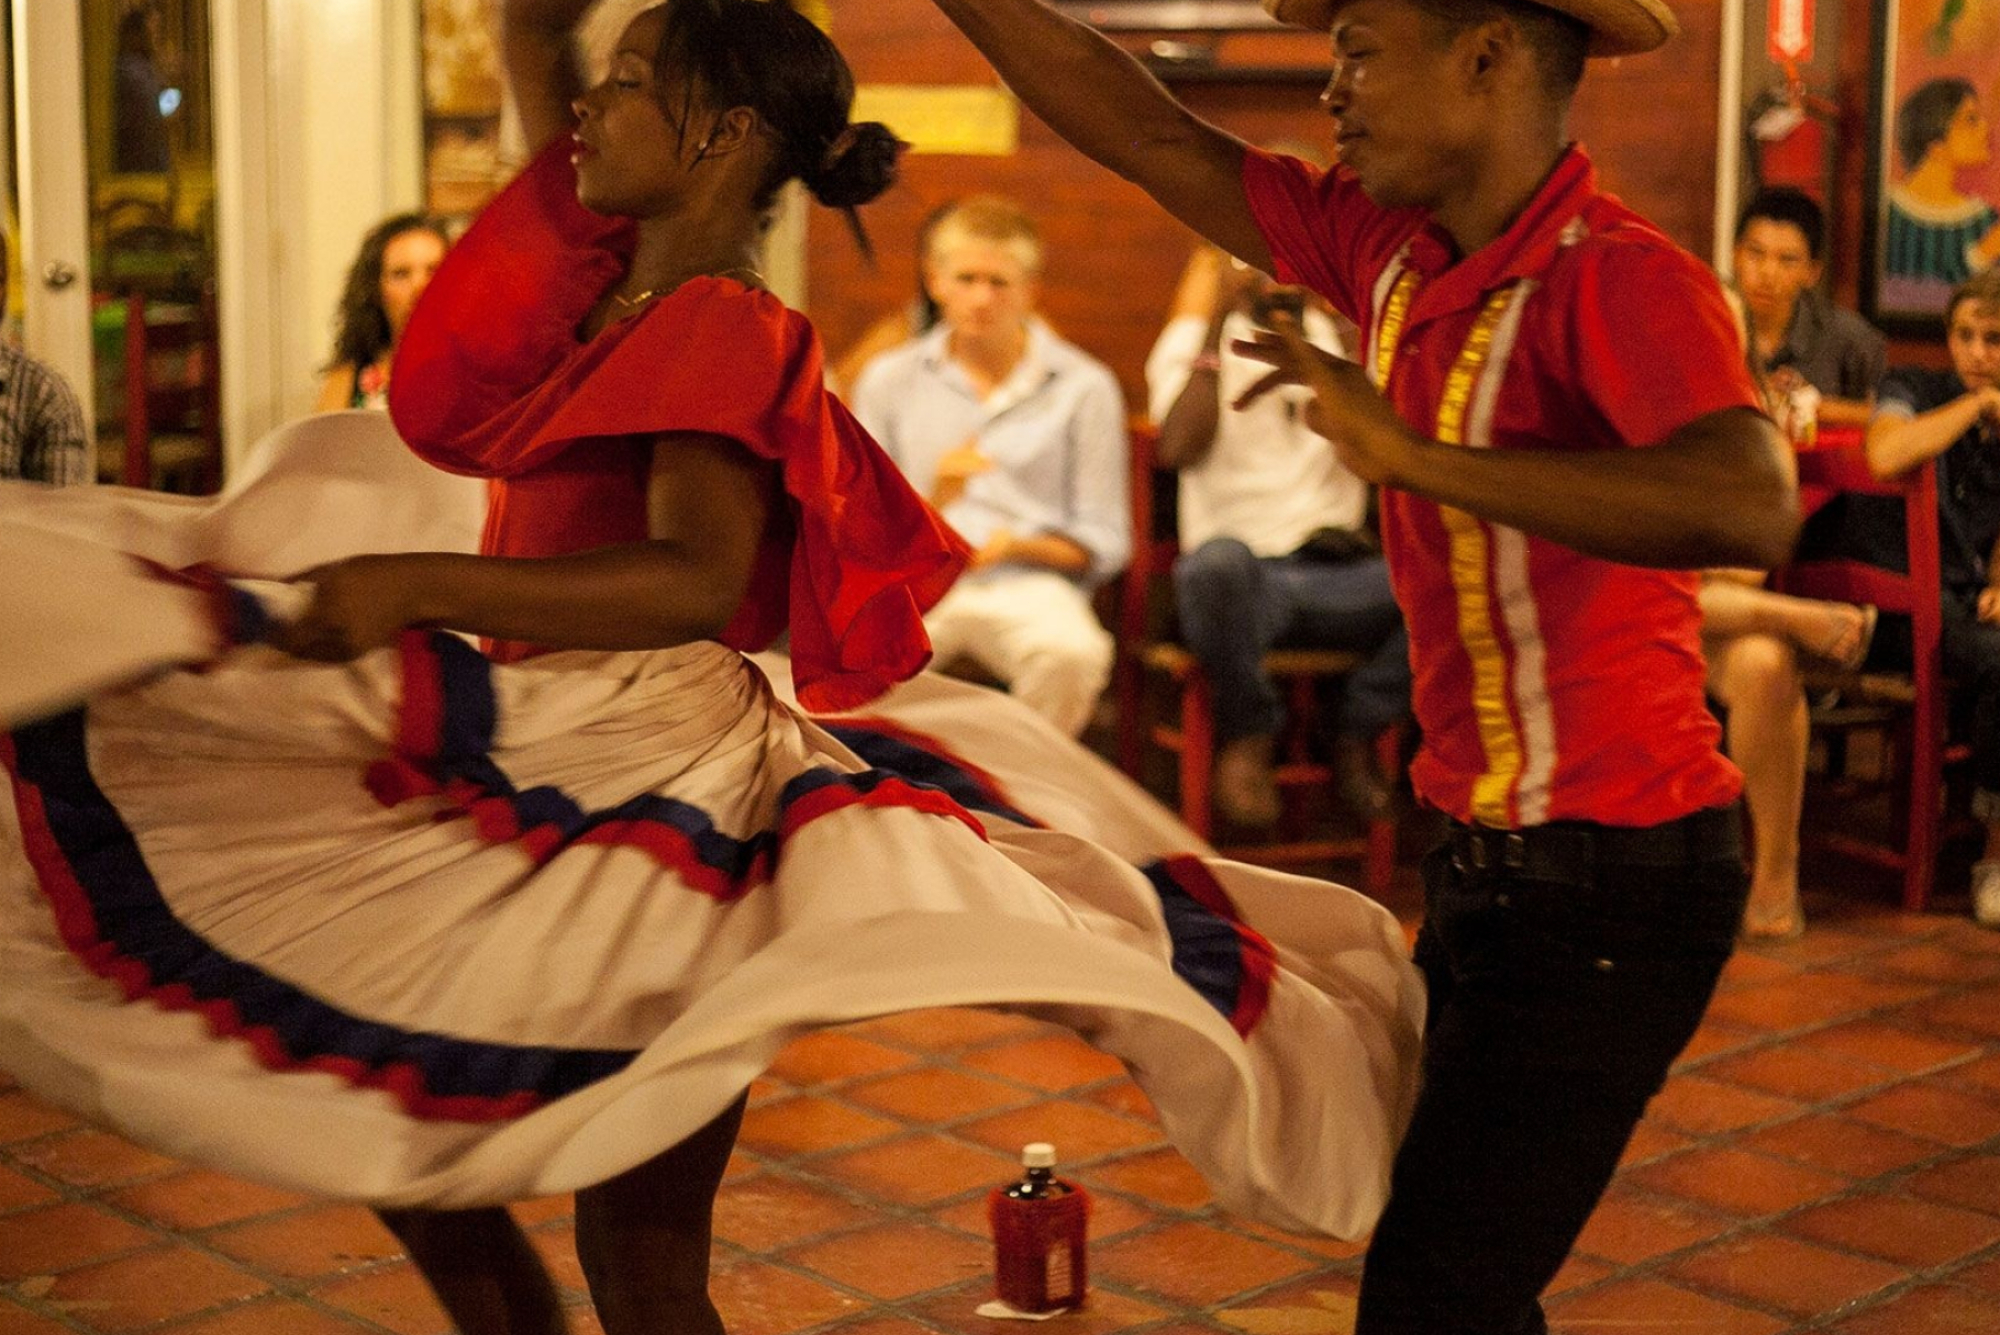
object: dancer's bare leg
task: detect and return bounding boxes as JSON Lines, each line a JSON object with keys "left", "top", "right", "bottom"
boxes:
{"left": 575, "top": 1092, "right": 748, "bottom": 1335}
{"left": 376, "top": 1205, "right": 566, "bottom": 1335}
{"left": 1706, "top": 630, "right": 1809, "bottom": 937}
{"left": 1699, "top": 575, "right": 1868, "bottom": 667}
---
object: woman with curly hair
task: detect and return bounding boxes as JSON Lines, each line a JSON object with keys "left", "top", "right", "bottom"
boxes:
{"left": 314, "top": 213, "right": 449, "bottom": 411}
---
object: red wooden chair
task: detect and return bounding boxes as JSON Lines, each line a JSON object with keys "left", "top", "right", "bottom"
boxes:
{"left": 1775, "top": 438, "right": 1964, "bottom": 911}
{"left": 1112, "top": 423, "right": 1400, "bottom": 894}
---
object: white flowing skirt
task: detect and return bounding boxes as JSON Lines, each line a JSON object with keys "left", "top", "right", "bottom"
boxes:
{"left": 0, "top": 413, "right": 1422, "bottom": 1236}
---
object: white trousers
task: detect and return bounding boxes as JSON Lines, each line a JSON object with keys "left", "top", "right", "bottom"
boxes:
{"left": 923, "top": 569, "right": 1114, "bottom": 738}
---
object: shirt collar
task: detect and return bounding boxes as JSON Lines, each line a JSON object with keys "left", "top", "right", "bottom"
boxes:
{"left": 1403, "top": 144, "right": 1599, "bottom": 315}
{"left": 920, "top": 318, "right": 1055, "bottom": 397}
{"left": 1777, "top": 287, "right": 1830, "bottom": 360}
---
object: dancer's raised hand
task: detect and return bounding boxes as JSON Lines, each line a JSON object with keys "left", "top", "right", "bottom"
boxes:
{"left": 502, "top": 0, "right": 599, "bottom": 154}
{"left": 1231, "top": 313, "right": 1420, "bottom": 487}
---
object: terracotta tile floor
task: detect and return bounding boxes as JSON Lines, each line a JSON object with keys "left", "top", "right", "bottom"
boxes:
{"left": 6, "top": 862, "right": 2000, "bottom": 1334}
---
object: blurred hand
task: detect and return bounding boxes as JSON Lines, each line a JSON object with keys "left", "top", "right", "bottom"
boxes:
{"left": 970, "top": 528, "right": 1015, "bottom": 570}
{"left": 504, "top": 0, "right": 597, "bottom": 31}
{"left": 268, "top": 556, "right": 418, "bottom": 662}
{"left": 1232, "top": 312, "right": 1420, "bottom": 486}
{"left": 1980, "top": 586, "right": 2000, "bottom": 625}
{"left": 931, "top": 436, "right": 994, "bottom": 510}
{"left": 1218, "top": 254, "right": 1267, "bottom": 312}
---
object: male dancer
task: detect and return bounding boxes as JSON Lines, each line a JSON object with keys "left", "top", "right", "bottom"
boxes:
{"left": 923, "top": 1, "right": 1798, "bottom": 1331}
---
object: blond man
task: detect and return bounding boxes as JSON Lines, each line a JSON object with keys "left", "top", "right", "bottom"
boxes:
{"left": 850, "top": 197, "right": 1128, "bottom": 736}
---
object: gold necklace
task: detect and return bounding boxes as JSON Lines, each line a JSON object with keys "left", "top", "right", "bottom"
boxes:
{"left": 612, "top": 266, "right": 766, "bottom": 308}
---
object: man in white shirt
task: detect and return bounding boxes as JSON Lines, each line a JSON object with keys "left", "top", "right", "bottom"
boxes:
{"left": 1147, "top": 248, "right": 1409, "bottom": 825}
{"left": 851, "top": 197, "right": 1129, "bottom": 737}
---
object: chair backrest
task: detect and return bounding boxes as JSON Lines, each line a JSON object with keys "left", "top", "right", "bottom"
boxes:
{"left": 1119, "top": 421, "right": 1180, "bottom": 649}
{"left": 122, "top": 287, "right": 222, "bottom": 492}
{"left": 1777, "top": 440, "right": 1942, "bottom": 688}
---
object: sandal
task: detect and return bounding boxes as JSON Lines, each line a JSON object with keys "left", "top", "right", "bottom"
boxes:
{"left": 1814, "top": 603, "right": 1878, "bottom": 672}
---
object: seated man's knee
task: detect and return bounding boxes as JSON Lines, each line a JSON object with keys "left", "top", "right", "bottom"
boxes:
{"left": 1011, "top": 622, "right": 1114, "bottom": 734}
{"left": 1025, "top": 622, "right": 1114, "bottom": 689}
{"left": 1174, "top": 537, "right": 1259, "bottom": 597}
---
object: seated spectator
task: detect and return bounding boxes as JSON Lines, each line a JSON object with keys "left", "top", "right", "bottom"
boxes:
{"left": 0, "top": 229, "right": 90, "bottom": 485}
{"left": 1733, "top": 186, "right": 1886, "bottom": 434}
{"left": 1866, "top": 267, "right": 2000, "bottom": 925}
{"left": 316, "top": 214, "right": 449, "bottom": 412}
{"left": 1700, "top": 257, "right": 1877, "bottom": 939}
{"left": 850, "top": 196, "right": 1127, "bottom": 737}
{"left": 1146, "top": 246, "right": 1409, "bottom": 827}
{"left": 1699, "top": 573, "right": 1873, "bottom": 939}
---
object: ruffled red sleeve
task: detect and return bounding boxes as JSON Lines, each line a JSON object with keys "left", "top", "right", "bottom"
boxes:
{"left": 389, "top": 141, "right": 969, "bottom": 712}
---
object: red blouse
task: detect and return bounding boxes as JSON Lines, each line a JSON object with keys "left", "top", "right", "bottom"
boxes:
{"left": 389, "top": 141, "right": 968, "bottom": 712}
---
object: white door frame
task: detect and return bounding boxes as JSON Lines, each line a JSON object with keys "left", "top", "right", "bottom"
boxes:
{"left": 1712, "top": 0, "right": 1747, "bottom": 277}
{"left": 210, "top": 0, "right": 283, "bottom": 467}
{"left": 211, "top": 0, "right": 425, "bottom": 471}
{"left": 10, "top": 0, "right": 95, "bottom": 442}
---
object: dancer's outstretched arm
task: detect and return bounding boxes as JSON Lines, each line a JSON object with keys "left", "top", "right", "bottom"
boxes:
{"left": 273, "top": 434, "right": 778, "bottom": 662}
{"left": 928, "top": 0, "right": 1271, "bottom": 271}
{"left": 504, "top": 0, "right": 593, "bottom": 156}
{"left": 1232, "top": 317, "right": 1800, "bottom": 571}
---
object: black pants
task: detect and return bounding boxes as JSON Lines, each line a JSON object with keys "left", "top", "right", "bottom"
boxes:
{"left": 1941, "top": 605, "right": 2000, "bottom": 799}
{"left": 1863, "top": 601, "right": 2000, "bottom": 798}
{"left": 1354, "top": 809, "right": 1748, "bottom": 1335}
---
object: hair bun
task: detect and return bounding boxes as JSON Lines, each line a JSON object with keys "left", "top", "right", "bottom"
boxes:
{"left": 805, "top": 122, "right": 904, "bottom": 210}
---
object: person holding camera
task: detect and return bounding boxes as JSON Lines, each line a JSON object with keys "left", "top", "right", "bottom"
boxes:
{"left": 1147, "top": 245, "right": 1410, "bottom": 827}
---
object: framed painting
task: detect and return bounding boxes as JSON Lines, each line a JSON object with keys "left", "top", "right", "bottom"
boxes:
{"left": 420, "top": 0, "right": 506, "bottom": 217}
{"left": 1865, "top": 0, "right": 2000, "bottom": 331}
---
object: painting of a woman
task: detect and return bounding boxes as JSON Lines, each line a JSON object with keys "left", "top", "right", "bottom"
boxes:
{"left": 1874, "top": 0, "right": 2000, "bottom": 320}
{"left": 1884, "top": 76, "right": 2000, "bottom": 311}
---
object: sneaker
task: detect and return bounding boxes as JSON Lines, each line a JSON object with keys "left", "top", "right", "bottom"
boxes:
{"left": 1974, "top": 860, "right": 2000, "bottom": 931}
{"left": 1214, "top": 734, "right": 1281, "bottom": 827}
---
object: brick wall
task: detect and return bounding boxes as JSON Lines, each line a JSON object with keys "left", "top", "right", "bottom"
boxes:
{"left": 806, "top": 0, "right": 1729, "bottom": 405}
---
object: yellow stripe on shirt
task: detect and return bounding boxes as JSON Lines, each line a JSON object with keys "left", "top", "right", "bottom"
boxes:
{"left": 1373, "top": 269, "right": 1419, "bottom": 389}
{"left": 1434, "top": 288, "right": 1524, "bottom": 827}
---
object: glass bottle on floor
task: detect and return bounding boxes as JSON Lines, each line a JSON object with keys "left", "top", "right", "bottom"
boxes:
{"left": 989, "top": 1141, "right": 1089, "bottom": 1312}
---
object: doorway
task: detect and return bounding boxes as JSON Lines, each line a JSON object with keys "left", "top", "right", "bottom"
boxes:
{"left": 7, "top": 0, "right": 219, "bottom": 491}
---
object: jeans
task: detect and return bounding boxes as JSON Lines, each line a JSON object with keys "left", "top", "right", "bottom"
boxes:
{"left": 1173, "top": 537, "right": 1411, "bottom": 742}
{"left": 1355, "top": 811, "right": 1748, "bottom": 1335}
{"left": 1864, "top": 598, "right": 2000, "bottom": 801}
{"left": 1941, "top": 601, "right": 2000, "bottom": 799}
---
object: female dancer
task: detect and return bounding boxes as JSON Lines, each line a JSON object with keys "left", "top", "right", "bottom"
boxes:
{"left": 0, "top": 4, "right": 1420, "bottom": 1334}
{"left": 314, "top": 213, "right": 450, "bottom": 412}
{"left": 291, "top": 3, "right": 950, "bottom": 1328}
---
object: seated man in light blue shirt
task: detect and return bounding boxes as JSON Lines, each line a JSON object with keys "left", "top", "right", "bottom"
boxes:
{"left": 850, "top": 196, "right": 1129, "bottom": 736}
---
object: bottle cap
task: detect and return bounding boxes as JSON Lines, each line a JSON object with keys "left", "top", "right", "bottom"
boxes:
{"left": 1022, "top": 1142, "right": 1057, "bottom": 1169}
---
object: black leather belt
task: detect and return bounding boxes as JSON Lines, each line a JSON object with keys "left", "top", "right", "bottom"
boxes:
{"left": 1447, "top": 804, "right": 1742, "bottom": 879}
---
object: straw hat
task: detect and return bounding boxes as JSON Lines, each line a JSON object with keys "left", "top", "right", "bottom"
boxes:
{"left": 1261, "top": 0, "right": 1678, "bottom": 58}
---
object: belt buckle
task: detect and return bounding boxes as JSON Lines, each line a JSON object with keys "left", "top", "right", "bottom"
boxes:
{"left": 1502, "top": 832, "right": 1527, "bottom": 871}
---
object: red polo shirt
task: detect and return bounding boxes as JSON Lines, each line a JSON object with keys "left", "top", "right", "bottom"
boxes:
{"left": 1244, "top": 146, "right": 1755, "bottom": 829}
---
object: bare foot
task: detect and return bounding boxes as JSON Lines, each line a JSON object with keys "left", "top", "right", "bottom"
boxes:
{"left": 1799, "top": 602, "right": 1876, "bottom": 672}
{"left": 1740, "top": 890, "right": 1805, "bottom": 941}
